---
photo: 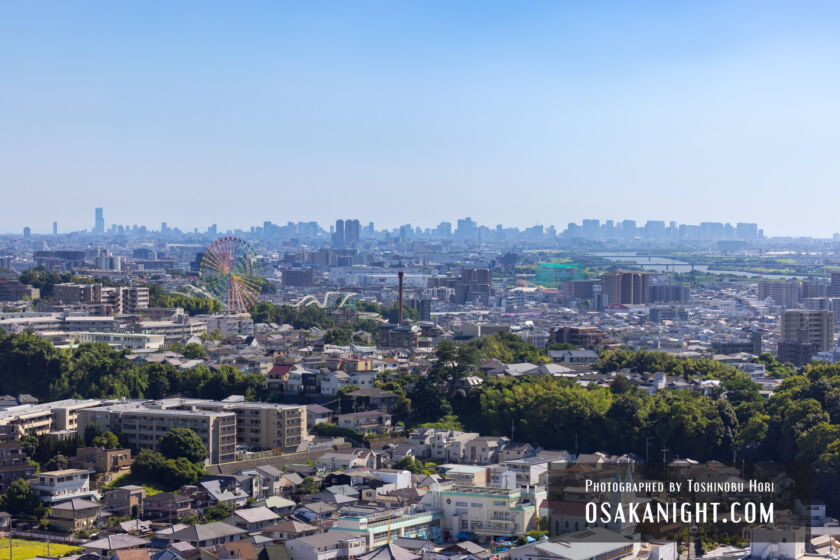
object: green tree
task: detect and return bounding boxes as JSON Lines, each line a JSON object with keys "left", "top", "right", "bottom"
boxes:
{"left": 183, "top": 343, "right": 208, "bottom": 359}
{"left": 159, "top": 427, "right": 208, "bottom": 464}
{"left": 300, "top": 477, "right": 320, "bottom": 494}
{"left": 3, "top": 479, "right": 42, "bottom": 517}
{"left": 92, "top": 431, "right": 119, "bottom": 449}
{"left": 43, "top": 454, "right": 68, "bottom": 471}
{"left": 204, "top": 504, "right": 232, "bottom": 521}
{"left": 131, "top": 449, "right": 167, "bottom": 480}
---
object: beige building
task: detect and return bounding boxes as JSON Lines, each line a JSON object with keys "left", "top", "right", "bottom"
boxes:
{"left": 155, "top": 398, "right": 308, "bottom": 452}
{"left": 419, "top": 485, "right": 546, "bottom": 543}
{"left": 49, "top": 498, "right": 101, "bottom": 533}
{"left": 0, "top": 399, "right": 103, "bottom": 441}
{"left": 77, "top": 403, "right": 236, "bottom": 464}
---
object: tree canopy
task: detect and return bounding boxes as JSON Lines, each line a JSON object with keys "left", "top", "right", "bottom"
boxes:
{"left": 159, "top": 427, "right": 208, "bottom": 464}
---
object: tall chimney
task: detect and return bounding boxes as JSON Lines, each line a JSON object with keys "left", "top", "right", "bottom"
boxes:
{"left": 398, "top": 271, "right": 404, "bottom": 323}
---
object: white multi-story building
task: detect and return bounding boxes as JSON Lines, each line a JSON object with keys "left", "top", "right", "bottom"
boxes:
{"left": 420, "top": 484, "right": 545, "bottom": 543}
{"left": 30, "top": 469, "right": 97, "bottom": 503}
{"left": 328, "top": 505, "right": 442, "bottom": 549}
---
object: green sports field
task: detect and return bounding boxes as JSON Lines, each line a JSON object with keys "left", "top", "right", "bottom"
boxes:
{"left": 0, "top": 538, "right": 82, "bottom": 560}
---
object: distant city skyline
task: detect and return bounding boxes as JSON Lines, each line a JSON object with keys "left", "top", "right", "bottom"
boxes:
{"left": 4, "top": 209, "right": 778, "bottom": 241}
{"left": 3, "top": 2, "right": 840, "bottom": 236}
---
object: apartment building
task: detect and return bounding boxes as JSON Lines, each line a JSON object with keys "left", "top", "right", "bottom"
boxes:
{"left": 79, "top": 398, "right": 306, "bottom": 460}
{"left": 759, "top": 281, "right": 802, "bottom": 309}
{"left": 191, "top": 400, "right": 307, "bottom": 452}
{"left": 77, "top": 402, "right": 237, "bottom": 464}
{"left": 54, "top": 283, "right": 149, "bottom": 315}
{"left": 779, "top": 309, "right": 835, "bottom": 365}
{"left": 0, "top": 399, "right": 103, "bottom": 441}
{"left": 157, "top": 398, "right": 307, "bottom": 452}
{"left": 781, "top": 310, "right": 834, "bottom": 351}
{"left": 601, "top": 272, "right": 650, "bottom": 305}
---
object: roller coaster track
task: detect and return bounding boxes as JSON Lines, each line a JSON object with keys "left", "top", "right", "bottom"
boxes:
{"left": 298, "top": 292, "right": 357, "bottom": 309}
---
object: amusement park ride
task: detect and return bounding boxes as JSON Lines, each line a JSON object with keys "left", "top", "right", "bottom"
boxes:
{"left": 199, "top": 236, "right": 263, "bottom": 314}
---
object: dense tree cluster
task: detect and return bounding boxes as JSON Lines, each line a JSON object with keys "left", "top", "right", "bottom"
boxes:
{"left": 148, "top": 284, "right": 221, "bottom": 315}
{"left": 464, "top": 331, "right": 550, "bottom": 364}
{"left": 0, "top": 332, "right": 265, "bottom": 401}
{"left": 130, "top": 428, "right": 208, "bottom": 490}
{"left": 401, "top": 343, "right": 840, "bottom": 511}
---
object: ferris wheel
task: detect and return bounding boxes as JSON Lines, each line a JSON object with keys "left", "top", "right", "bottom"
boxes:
{"left": 199, "top": 236, "right": 263, "bottom": 313}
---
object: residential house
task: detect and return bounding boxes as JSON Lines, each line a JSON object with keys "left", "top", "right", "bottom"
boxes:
{"left": 142, "top": 492, "right": 192, "bottom": 520}
{"left": 357, "top": 543, "right": 420, "bottom": 560}
{"left": 463, "top": 437, "right": 508, "bottom": 465}
{"left": 336, "top": 412, "right": 392, "bottom": 435}
{"left": 0, "top": 441, "right": 36, "bottom": 493}
{"left": 228, "top": 507, "right": 281, "bottom": 532}
{"left": 70, "top": 446, "right": 132, "bottom": 474}
{"left": 209, "top": 541, "right": 258, "bottom": 560}
{"left": 162, "top": 522, "right": 247, "bottom": 548}
{"left": 345, "top": 389, "right": 399, "bottom": 411}
{"left": 105, "top": 485, "right": 146, "bottom": 517}
{"left": 82, "top": 534, "right": 150, "bottom": 555}
{"left": 253, "top": 496, "right": 296, "bottom": 516}
{"left": 49, "top": 498, "right": 101, "bottom": 533}
{"left": 285, "top": 533, "right": 366, "bottom": 560}
{"left": 259, "top": 520, "right": 318, "bottom": 542}
{"left": 439, "top": 465, "right": 489, "bottom": 487}
{"left": 200, "top": 477, "right": 250, "bottom": 508}
{"left": 30, "top": 469, "right": 96, "bottom": 503}
{"left": 498, "top": 442, "right": 538, "bottom": 462}
{"left": 429, "top": 431, "right": 479, "bottom": 463}
{"left": 305, "top": 405, "right": 334, "bottom": 430}
{"left": 317, "top": 452, "right": 364, "bottom": 471}
{"left": 320, "top": 372, "right": 350, "bottom": 396}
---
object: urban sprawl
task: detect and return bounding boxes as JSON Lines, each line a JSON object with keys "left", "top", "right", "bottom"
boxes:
{"left": 0, "top": 211, "right": 838, "bottom": 560}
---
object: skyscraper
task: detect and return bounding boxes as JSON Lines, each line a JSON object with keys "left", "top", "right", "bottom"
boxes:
{"left": 52, "top": 222, "right": 58, "bottom": 235}
{"left": 94, "top": 208, "right": 104, "bottom": 234}
{"left": 345, "top": 219, "right": 361, "bottom": 246}
{"left": 333, "top": 219, "right": 345, "bottom": 248}
{"left": 23, "top": 227, "right": 31, "bottom": 240}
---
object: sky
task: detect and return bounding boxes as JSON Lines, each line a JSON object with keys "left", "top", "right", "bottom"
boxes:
{"left": 2, "top": 1, "right": 840, "bottom": 236}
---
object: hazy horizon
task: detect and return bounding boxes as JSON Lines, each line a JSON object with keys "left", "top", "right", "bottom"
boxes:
{"left": 3, "top": 1, "right": 840, "bottom": 236}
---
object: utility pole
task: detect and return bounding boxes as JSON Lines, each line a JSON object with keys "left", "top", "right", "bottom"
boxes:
{"left": 661, "top": 448, "right": 668, "bottom": 464}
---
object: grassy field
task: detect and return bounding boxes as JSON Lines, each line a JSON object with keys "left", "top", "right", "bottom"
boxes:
{"left": 0, "top": 538, "right": 82, "bottom": 560}
{"left": 99, "top": 472, "right": 163, "bottom": 496}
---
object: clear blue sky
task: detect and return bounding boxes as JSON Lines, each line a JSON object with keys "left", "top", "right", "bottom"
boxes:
{"left": 2, "top": 1, "right": 840, "bottom": 236}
